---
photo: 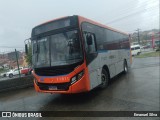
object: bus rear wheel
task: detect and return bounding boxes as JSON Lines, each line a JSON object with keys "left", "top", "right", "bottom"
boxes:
{"left": 123, "top": 60, "right": 128, "bottom": 74}
{"left": 100, "top": 69, "right": 109, "bottom": 89}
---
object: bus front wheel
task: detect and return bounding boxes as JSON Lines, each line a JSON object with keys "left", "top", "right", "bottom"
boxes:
{"left": 100, "top": 69, "right": 109, "bottom": 89}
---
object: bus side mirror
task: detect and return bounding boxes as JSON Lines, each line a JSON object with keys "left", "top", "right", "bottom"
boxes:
{"left": 87, "top": 35, "right": 93, "bottom": 45}
{"left": 25, "top": 44, "right": 28, "bottom": 55}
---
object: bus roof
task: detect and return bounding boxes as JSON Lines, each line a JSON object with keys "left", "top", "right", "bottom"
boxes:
{"left": 78, "top": 15, "right": 128, "bottom": 35}
{"left": 35, "top": 15, "right": 128, "bottom": 35}
{"left": 35, "top": 16, "right": 70, "bottom": 28}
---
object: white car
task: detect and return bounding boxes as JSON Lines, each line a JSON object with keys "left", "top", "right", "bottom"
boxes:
{"left": 0, "top": 72, "right": 7, "bottom": 78}
{"left": 131, "top": 45, "right": 141, "bottom": 56}
{"left": 6, "top": 67, "right": 23, "bottom": 78}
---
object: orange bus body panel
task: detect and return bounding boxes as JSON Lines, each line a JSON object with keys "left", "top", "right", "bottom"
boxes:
{"left": 33, "top": 62, "right": 90, "bottom": 93}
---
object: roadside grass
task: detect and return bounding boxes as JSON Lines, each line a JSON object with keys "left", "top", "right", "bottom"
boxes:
{"left": 135, "top": 51, "right": 160, "bottom": 58}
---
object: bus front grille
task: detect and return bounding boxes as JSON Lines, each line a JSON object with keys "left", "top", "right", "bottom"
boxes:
{"left": 37, "top": 82, "right": 70, "bottom": 91}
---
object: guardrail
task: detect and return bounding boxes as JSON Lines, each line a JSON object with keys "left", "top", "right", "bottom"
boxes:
{"left": 0, "top": 75, "right": 34, "bottom": 92}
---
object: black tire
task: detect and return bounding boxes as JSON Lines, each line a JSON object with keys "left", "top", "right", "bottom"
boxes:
{"left": 123, "top": 60, "right": 128, "bottom": 74}
{"left": 3, "top": 74, "right": 6, "bottom": 77}
{"left": 9, "top": 74, "right": 13, "bottom": 78}
{"left": 100, "top": 69, "right": 109, "bottom": 89}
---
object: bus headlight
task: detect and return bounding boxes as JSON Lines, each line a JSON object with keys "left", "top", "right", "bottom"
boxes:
{"left": 71, "top": 70, "right": 84, "bottom": 84}
{"left": 71, "top": 76, "right": 77, "bottom": 84}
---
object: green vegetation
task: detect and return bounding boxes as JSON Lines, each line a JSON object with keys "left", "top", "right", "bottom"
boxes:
{"left": 135, "top": 51, "right": 160, "bottom": 58}
{"left": 25, "top": 44, "right": 32, "bottom": 66}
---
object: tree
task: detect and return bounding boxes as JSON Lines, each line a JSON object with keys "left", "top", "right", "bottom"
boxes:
{"left": 25, "top": 44, "right": 32, "bottom": 66}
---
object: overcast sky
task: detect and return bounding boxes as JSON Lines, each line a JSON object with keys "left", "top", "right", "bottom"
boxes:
{"left": 0, "top": 0, "right": 159, "bottom": 51}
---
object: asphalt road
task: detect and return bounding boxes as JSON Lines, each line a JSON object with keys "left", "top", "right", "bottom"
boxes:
{"left": 0, "top": 57, "right": 159, "bottom": 120}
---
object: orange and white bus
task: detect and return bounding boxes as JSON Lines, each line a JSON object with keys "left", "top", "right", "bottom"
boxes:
{"left": 28, "top": 15, "right": 131, "bottom": 94}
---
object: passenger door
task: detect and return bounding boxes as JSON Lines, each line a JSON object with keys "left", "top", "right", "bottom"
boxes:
{"left": 83, "top": 32, "right": 101, "bottom": 89}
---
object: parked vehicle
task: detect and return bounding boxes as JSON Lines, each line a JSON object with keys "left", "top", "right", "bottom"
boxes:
{"left": 0, "top": 73, "right": 6, "bottom": 77}
{"left": 0, "top": 72, "right": 7, "bottom": 78}
{"left": 131, "top": 45, "right": 141, "bottom": 56}
{"left": 143, "top": 45, "right": 150, "bottom": 49}
{"left": 0, "top": 69, "right": 10, "bottom": 78}
{"left": 21, "top": 67, "right": 32, "bottom": 75}
{"left": 6, "top": 67, "right": 23, "bottom": 78}
{"left": 154, "top": 40, "right": 160, "bottom": 51}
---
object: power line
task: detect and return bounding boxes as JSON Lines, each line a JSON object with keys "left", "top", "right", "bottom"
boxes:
{"left": 106, "top": 10, "right": 159, "bottom": 29}
{"left": 105, "top": 1, "right": 158, "bottom": 23}
{"left": 106, "top": 6, "right": 158, "bottom": 24}
{"left": 110, "top": 14, "right": 159, "bottom": 28}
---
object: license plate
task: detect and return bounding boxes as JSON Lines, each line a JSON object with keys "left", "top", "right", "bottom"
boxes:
{"left": 48, "top": 86, "right": 57, "bottom": 90}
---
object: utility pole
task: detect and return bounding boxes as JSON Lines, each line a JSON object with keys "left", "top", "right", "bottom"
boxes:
{"left": 151, "top": 33, "right": 155, "bottom": 49}
{"left": 15, "top": 49, "right": 21, "bottom": 78}
{"left": 136, "top": 28, "right": 140, "bottom": 45}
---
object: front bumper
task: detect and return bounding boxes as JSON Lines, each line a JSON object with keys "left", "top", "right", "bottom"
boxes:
{"left": 34, "top": 74, "right": 89, "bottom": 94}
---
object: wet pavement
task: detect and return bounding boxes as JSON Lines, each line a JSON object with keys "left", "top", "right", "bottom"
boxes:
{"left": 0, "top": 57, "right": 159, "bottom": 120}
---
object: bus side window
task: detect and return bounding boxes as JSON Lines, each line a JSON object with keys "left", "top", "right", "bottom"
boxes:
{"left": 84, "top": 32, "right": 96, "bottom": 54}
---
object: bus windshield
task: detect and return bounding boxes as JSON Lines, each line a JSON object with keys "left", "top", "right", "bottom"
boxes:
{"left": 32, "top": 30, "right": 83, "bottom": 68}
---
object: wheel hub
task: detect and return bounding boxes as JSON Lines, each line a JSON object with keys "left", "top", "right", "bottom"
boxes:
{"left": 101, "top": 73, "right": 106, "bottom": 84}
